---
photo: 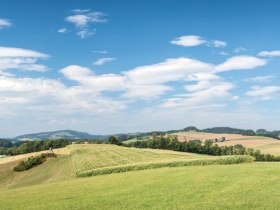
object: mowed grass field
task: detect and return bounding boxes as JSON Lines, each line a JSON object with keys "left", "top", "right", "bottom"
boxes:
{"left": 176, "top": 132, "right": 280, "bottom": 155}
{"left": 69, "top": 144, "right": 209, "bottom": 175}
{"left": 0, "top": 163, "right": 280, "bottom": 210}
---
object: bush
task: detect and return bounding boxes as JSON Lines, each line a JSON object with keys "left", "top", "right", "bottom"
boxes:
{"left": 14, "top": 153, "right": 57, "bottom": 172}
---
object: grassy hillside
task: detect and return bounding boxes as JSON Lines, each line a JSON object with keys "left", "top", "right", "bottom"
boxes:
{"left": 0, "top": 144, "right": 253, "bottom": 188}
{"left": 70, "top": 144, "right": 207, "bottom": 173}
{"left": 0, "top": 150, "right": 73, "bottom": 189}
{"left": 0, "top": 163, "right": 280, "bottom": 210}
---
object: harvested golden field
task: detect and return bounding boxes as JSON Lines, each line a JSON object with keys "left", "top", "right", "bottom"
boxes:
{"left": 176, "top": 132, "right": 251, "bottom": 142}
{"left": 176, "top": 132, "right": 280, "bottom": 155}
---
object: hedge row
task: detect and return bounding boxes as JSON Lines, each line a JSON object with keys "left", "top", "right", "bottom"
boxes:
{"left": 77, "top": 155, "right": 255, "bottom": 177}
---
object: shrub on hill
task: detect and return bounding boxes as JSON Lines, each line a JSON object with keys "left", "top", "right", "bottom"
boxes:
{"left": 14, "top": 153, "right": 57, "bottom": 172}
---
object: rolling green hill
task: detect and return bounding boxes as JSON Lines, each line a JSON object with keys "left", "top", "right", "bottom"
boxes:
{"left": 0, "top": 144, "right": 279, "bottom": 210}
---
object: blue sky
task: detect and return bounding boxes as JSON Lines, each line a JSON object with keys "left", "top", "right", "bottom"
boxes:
{"left": 1, "top": 0, "right": 280, "bottom": 137}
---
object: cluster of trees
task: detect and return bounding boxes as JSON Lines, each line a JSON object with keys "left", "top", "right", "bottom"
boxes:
{"left": 202, "top": 127, "right": 256, "bottom": 136}
{"left": 126, "top": 135, "right": 280, "bottom": 162}
{"left": 74, "top": 139, "right": 104, "bottom": 144}
{"left": 0, "top": 139, "right": 13, "bottom": 148}
{"left": 255, "top": 129, "right": 280, "bottom": 139}
{"left": 0, "top": 139, "right": 70, "bottom": 156}
{"left": 14, "top": 153, "right": 57, "bottom": 172}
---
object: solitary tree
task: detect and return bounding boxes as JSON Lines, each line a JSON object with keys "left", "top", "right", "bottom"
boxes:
{"left": 108, "top": 136, "right": 121, "bottom": 145}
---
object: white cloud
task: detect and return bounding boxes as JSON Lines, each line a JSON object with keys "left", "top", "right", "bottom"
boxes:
{"left": 77, "top": 29, "right": 96, "bottom": 39}
{"left": 162, "top": 82, "right": 234, "bottom": 108}
{"left": 65, "top": 12, "right": 107, "bottom": 27}
{"left": 0, "top": 19, "right": 12, "bottom": 29}
{"left": 243, "top": 75, "right": 275, "bottom": 83}
{"left": 93, "top": 57, "right": 115, "bottom": 65}
{"left": 92, "top": 50, "right": 108, "bottom": 54}
{"left": 60, "top": 65, "right": 126, "bottom": 92}
{"left": 184, "top": 81, "right": 213, "bottom": 92}
{"left": 215, "top": 55, "right": 267, "bottom": 72}
{"left": 170, "top": 35, "right": 227, "bottom": 48}
{"left": 72, "top": 9, "right": 91, "bottom": 14}
{"left": 258, "top": 50, "right": 280, "bottom": 57}
{"left": 2, "top": 51, "right": 278, "bottom": 136}
{"left": 65, "top": 10, "right": 107, "bottom": 38}
{"left": 211, "top": 40, "right": 227, "bottom": 47}
{"left": 0, "top": 46, "right": 48, "bottom": 58}
{"left": 0, "top": 46, "right": 49, "bottom": 72}
{"left": 246, "top": 86, "right": 280, "bottom": 99}
{"left": 58, "top": 28, "right": 67, "bottom": 33}
{"left": 124, "top": 57, "right": 214, "bottom": 85}
{"left": 170, "top": 35, "right": 207, "bottom": 47}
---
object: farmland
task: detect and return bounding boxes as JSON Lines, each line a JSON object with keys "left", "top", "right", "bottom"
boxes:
{"left": 69, "top": 144, "right": 253, "bottom": 177}
{"left": 173, "top": 132, "right": 280, "bottom": 155}
{"left": 0, "top": 143, "right": 278, "bottom": 209}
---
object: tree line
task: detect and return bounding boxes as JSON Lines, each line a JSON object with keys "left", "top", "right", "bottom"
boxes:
{"left": 0, "top": 139, "right": 71, "bottom": 156}
{"left": 124, "top": 135, "right": 280, "bottom": 162}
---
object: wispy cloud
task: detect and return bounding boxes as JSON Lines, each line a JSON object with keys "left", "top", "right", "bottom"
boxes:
{"left": 0, "top": 19, "right": 12, "bottom": 29}
{"left": 170, "top": 35, "right": 226, "bottom": 48}
{"left": 57, "top": 28, "right": 67, "bottom": 33}
{"left": 258, "top": 50, "right": 280, "bottom": 57}
{"left": 233, "top": 47, "right": 247, "bottom": 53}
{"left": 243, "top": 75, "right": 275, "bottom": 83}
{"left": 92, "top": 50, "right": 108, "bottom": 54}
{"left": 246, "top": 86, "right": 280, "bottom": 100}
{"left": 64, "top": 9, "right": 107, "bottom": 39}
{"left": 93, "top": 57, "right": 115, "bottom": 66}
{"left": 0, "top": 46, "right": 49, "bottom": 72}
{"left": 211, "top": 40, "right": 227, "bottom": 47}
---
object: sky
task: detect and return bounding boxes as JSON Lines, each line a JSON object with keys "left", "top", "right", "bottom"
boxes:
{"left": 0, "top": 0, "right": 280, "bottom": 137}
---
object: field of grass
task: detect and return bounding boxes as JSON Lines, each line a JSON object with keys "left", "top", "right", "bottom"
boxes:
{"left": 1, "top": 162, "right": 280, "bottom": 210}
{"left": 69, "top": 144, "right": 207, "bottom": 173}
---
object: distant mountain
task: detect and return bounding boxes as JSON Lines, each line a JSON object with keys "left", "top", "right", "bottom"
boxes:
{"left": 14, "top": 130, "right": 109, "bottom": 141}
